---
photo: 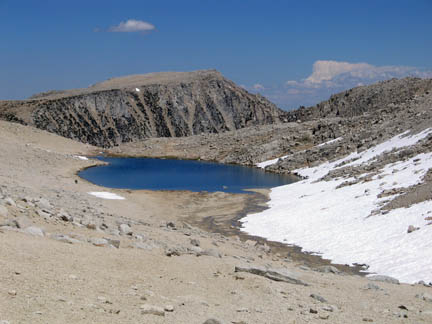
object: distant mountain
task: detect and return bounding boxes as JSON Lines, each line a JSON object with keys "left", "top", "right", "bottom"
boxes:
{"left": 0, "top": 70, "right": 284, "bottom": 147}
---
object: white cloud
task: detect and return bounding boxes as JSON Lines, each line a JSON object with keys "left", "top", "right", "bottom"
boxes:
{"left": 304, "top": 60, "right": 373, "bottom": 85}
{"left": 247, "top": 60, "right": 432, "bottom": 110}
{"left": 108, "top": 19, "right": 155, "bottom": 33}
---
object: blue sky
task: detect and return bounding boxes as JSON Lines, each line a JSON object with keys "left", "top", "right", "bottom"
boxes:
{"left": 1, "top": 0, "right": 431, "bottom": 109}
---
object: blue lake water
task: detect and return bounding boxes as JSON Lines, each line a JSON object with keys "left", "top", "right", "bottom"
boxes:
{"left": 79, "top": 157, "right": 297, "bottom": 193}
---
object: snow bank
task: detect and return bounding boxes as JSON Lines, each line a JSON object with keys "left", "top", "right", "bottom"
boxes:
{"left": 242, "top": 129, "right": 432, "bottom": 283}
{"left": 74, "top": 155, "right": 89, "bottom": 161}
{"left": 88, "top": 192, "right": 125, "bottom": 200}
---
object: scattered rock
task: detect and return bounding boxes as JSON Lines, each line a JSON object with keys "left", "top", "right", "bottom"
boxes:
{"left": 164, "top": 305, "right": 174, "bottom": 312}
{"left": 8, "top": 290, "right": 17, "bottom": 296}
{"left": 199, "top": 248, "right": 221, "bottom": 258}
{"left": 90, "top": 238, "right": 109, "bottom": 247}
{"left": 86, "top": 223, "right": 98, "bottom": 230}
{"left": 235, "top": 265, "right": 308, "bottom": 286}
{"left": 4, "top": 197, "right": 16, "bottom": 207}
{"left": 316, "top": 265, "right": 341, "bottom": 274}
{"left": 310, "top": 308, "right": 318, "bottom": 314}
{"left": 322, "top": 305, "right": 336, "bottom": 312}
{"left": 416, "top": 292, "right": 432, "bottom": 302}
{"left": 190, "top": 238, "right": 200, "bottom": 247}
{"left": 368, "top": 275, "right": 399, "bottom": 285}
{"left": 203, "top": 319, "right": 225, "bottom": 324}
{"left": 166, "top": 222, "right": 176, "bottom": 230}
{"left": 35, "top": 198, "right": 52, "bottom": 210}
{"left": 105, "top": 238, "right": 120, "bottom": 249}
{"left": 364, "top": 283, "right": 382, "bottom": 290}
{"left": 57, "top": 210, "right": 73, "bottom": 222}
{"left": 36, "top": 209, "right": 51, "bottom": 219}
{"left": 119, "top": 223, "right": 133, "bottom": 236}
{"left": 24, "top": 226, "right": 45, "bottom": 237}
{"left": 310, "top": 293, "right": 327, "bottom": 303}
{"left": 51, "top": 234, "right": 81, "bottom": 244}
{"left": 319, "top": 314, "right": 330, "bottom": 320}
{"left": 165, "top": 248, "right": 182, "bottom": 257}
{"left": 407, "top": 225, "right": 420, "bottom": 233}
{"left": 140, "top": 304, "right": 165, "bottom": 316}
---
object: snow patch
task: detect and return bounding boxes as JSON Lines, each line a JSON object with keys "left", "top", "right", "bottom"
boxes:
{"left": 316, "top": 137, "right": 342, "bottom": 147}
{"left": 257, "top": 155, "right": 290, "bottom": 169}
{"left": 88, "top": 192, "right": 125, "bottom": 200}
{"left": 74, "top": 155, "right": 89, "bottom": 161}
{"left": 242, "top": 129, "right": 432, "bottom": 283}
{"left": 135, "top": 88, "right": 140, "bottom": 92}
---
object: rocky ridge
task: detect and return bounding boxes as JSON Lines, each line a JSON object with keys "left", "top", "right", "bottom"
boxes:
{"left": 0, "top": 70, "right": 283, "bottom": 147}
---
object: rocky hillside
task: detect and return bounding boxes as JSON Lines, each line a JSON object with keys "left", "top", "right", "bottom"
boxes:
{"left": 283, "top": 77, "right": 432, "bottom": 122}
{"left": 0, "top": 70, "right": 283, "bottom": 147}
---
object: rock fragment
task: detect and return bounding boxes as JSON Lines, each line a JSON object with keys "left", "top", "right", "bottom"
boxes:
{"left": 51, "top": 234, "right": 81, "bottom": 244}
{"left": 416, "top": 292, "right": 432, "bottom": 302}
{"left": 119, "top": 223, "right": 133, "bottom": 236}
{"left": 235, "top": 265, "right": 308, "bottom": 286}
{"left": 24, "top": 226, "right": 45, "bottom": 237}
{"left": 190, "top": 238, "right": 200, "bottom": 247}
{"left": 316, "top": 265, "right": 341, "bottom": 274}
{"left": 310, "top": 293, "right": 327, "bottom": 303}
{"left": 407, "top": 225, "right": 420, "bottom": 233}
{"left": 203, "top": 319, "right": 225, "bottom": 324}
{"left": 140, "top": 304, "right": 165, "bottom": 316}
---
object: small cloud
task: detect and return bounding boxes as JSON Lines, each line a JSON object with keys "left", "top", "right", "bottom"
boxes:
{"left": 253, "top": 83, "right": 265, "bottom": 90}
{"left": 108, "top": 19, "right": 155, "bottom": 33}
{"left": 285, "top": 80, "right": 298, "bottom": 86}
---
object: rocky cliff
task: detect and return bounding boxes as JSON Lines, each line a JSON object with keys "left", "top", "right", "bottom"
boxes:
{"left": 0, "top": 70, "right": 283, "bottom": 147}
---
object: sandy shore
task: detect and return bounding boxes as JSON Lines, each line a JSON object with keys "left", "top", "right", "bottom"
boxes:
{"left": 1, "top": 120, "right": 432, "bottom": 323}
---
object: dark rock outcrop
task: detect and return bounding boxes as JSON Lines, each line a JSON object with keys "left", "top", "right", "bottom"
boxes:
{"left": 0, "top": 70, "right": 283, "bottom": 147}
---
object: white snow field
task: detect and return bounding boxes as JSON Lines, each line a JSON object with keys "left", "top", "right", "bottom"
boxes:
{"left": 243, "top": 129, "right": 432, "bottom": 283}
{"left": 88, "top": 192, "right": 125, "bottom": 200}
